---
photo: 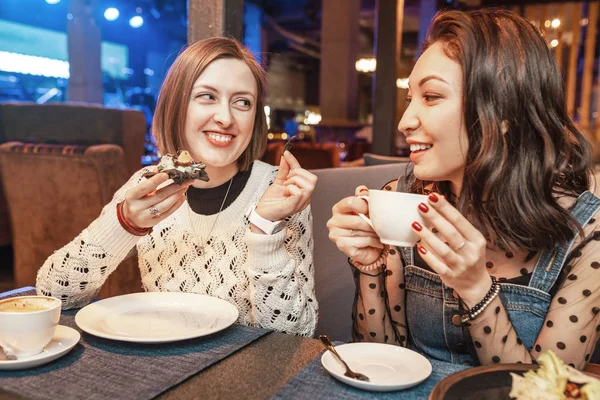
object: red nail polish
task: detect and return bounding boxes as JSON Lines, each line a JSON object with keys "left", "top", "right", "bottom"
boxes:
{"left": 412, "top": 221, "right": 423, "bottom": 231}
{"left": 429, "top": 193, "right": 439, "bottom": 203}
{"left": 418, "top": 245, "right": 427, "bottom": 255}
{"left": 418, "top": 203, "right": 429, "bottom": 213}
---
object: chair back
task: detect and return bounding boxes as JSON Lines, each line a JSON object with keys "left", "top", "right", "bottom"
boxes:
{"left": 0, "top": 142, "right": 141, "bottom": 298}
{"left": 262, "top": 141, "right": 341, "bottom": 169}
{"left": 310, "top": 162, "right": 408, "bottom": 341}
{"left": 292, "top": 143, "right": 340, "bottom": 169}
{"left": 0, "top": 102, "right": 147, "bottom": 248}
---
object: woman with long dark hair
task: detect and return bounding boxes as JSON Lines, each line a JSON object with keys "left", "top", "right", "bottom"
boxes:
{"left": 327, "top": 9, "right": 599, "bottom": 368}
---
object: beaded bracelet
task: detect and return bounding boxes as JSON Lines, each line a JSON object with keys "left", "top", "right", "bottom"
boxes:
{"left": 348, "top": 258, "right": 386, "bottom": 276}
{"left": 116, "top": 200, "right": 152, "bottom": 236}
{"left": 461, "top": 276, "right": 500, "bottom": 323}
{"left": 350, "top": 245, "right": 391, "bottom": 273}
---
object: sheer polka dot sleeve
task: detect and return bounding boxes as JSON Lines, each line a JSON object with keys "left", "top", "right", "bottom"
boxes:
{"left": 469, "top": 219, "right": 600, "bottom": 369}
{"left": 351, "top": 246, "right": 407, "bottom": 346}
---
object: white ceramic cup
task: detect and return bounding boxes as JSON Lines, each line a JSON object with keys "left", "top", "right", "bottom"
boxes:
{"left": 0, "top": 295, "right": 61, "bottom": 358}
{"left": 357, "top": 190, "right": 428, "bottom": 247}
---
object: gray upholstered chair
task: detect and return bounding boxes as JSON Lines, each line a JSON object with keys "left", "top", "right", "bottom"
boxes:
{"left": 310, "top": 162, "right": 408, "bottom": 341}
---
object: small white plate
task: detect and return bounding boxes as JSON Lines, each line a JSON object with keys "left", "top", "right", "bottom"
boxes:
{"left": 321, "top": 342, "right": 432, "bottom": 392}
{"left": 0, "top": 325, "right": 80, "bottom": 370}
{"left": 75, "top": 292, "right": 239, "bottom": 343}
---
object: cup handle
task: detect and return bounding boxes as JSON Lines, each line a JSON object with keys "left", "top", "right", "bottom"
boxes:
{"left": 356, "top": 195, "right": 375, "bottom": 230}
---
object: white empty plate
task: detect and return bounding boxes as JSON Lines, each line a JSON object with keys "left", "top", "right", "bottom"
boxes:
{"left": 75, "top": 292, "right": 239, "bottom": 343}
{"left": 0, "top": 325, "right": 80, "bottom": 370}
{"left": 321, "top": 342, "right": 432, "bottom": 392}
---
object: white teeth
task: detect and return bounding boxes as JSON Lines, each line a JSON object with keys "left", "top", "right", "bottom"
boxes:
{"left": 410, "top": 143, "right": 432, "bottom": 152}
{"left": 207, "top": 133, "right": 233, "bottom": 142}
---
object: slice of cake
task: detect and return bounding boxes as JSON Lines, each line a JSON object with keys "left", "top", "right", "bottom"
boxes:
{"left": 143, "top": 150, "right": 209, "bottom": 184}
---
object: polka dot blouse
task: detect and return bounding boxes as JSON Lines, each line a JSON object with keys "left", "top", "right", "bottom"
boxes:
{"left": 352, "top": 182, "right": 600, "bottom": 369}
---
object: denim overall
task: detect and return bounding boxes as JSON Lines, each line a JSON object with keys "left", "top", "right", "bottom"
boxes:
{"left": 400, "top": 190, "right": 600, "bottom": 365}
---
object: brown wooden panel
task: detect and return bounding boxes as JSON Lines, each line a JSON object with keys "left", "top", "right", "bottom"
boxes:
{"left": 555, "top": 3, "right": 567, "bottom": 73}
{"left": 525, "top": 4, "right": 539, "bottom": 26}
{"left": 581, "top": 1, "right": 599, "bottom": 130}
{"left": 540, "top": 3, "right": 549, "bottom": 34}
{"left": 566, "top": 2, "right": 583, "bottom": 117}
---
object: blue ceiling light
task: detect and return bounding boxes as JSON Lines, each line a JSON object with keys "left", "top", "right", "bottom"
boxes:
{"left": 45, "top": 0, "right": 61, "bottom": 4}
{"left": 129, "top": 16, "right": 144, "bottom": 28}
{"left": 104, "top": 8, "right": 120, "bottom": 21}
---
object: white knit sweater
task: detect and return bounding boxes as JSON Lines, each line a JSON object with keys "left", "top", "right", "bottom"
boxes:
{"left": 36, "top": 161, "right": 318, "bottom": 337}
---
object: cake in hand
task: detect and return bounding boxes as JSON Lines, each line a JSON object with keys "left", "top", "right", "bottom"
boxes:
{"left": 143, "top": 150, "right": 209, "bottom": 184}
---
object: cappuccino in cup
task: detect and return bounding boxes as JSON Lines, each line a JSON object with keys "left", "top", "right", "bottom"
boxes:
{"left": 0, "top": 296, "right": 61, "bottom": 358}
{"left": 0, "top": 297, "right": 57, "bottom": 313}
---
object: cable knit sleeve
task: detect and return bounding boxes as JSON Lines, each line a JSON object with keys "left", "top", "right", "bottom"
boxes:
{"left": 36, "top": 170, "right": 147, "bottom": 309}
{"left": 245, "top": 204, "right": 318, "bottom": 337}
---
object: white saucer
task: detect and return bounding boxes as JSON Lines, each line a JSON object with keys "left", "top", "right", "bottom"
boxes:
{"left": 75, "top": 292, "right": 239, "bottom": 343}
{"left": 0, "top": 325, "right": 81, "bottom": 371}
{"left": 321, "top": 342, "right": 432, "bottom": 392}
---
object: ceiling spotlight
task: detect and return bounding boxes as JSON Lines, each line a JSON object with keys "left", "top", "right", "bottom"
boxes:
{"left": 104, "top": 8, "right": 119, "bottom": 21}
{"left": 129, "top": 16, "right": 144, "bottom": 28}
{"left": 45, "top": 0, "right": 61, "bottom": 4}
{"left": 551, "top": 19, "right": 561, "bottom": 28}
{"left": 550, "top": 39, "right": 559, "bottom": 48}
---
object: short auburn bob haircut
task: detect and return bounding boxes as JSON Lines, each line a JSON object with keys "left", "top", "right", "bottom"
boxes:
{"left": 152, "top": 37, "right": 268, "bottom": 171}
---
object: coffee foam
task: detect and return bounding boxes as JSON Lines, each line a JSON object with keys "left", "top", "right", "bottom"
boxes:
{"left": 0, "top": 296, "right": 59, "bottom": 312}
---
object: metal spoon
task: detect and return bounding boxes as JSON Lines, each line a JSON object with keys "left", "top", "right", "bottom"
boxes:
{"left": 0, "top": 344, "right": 16, "bottom": 361}
{"left": 319, "top": 335, "right": 370, "bottom": 382}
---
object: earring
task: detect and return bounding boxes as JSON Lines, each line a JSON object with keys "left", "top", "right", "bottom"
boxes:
{"left": 501, "top": 120, "right": 509, "bottom": 134}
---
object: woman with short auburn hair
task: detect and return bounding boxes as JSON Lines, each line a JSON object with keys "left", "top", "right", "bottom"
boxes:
{"left": 153, "top": 38, "right": 268, "bottom": 171}
{"left": 37, "top": 37, "right": 318, "bottom": 337}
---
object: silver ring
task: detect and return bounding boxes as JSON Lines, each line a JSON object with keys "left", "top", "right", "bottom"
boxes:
{"left": 454, "top": 241, "right": 466, "bottom": 252}
{"left": 149, "top": 205, "right": 161, "bottom": 218}
{"left": 350, "top": 229, "right": 359, "bottom": 237}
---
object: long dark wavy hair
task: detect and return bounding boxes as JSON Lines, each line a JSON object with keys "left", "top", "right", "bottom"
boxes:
{"left": 409, "top": 9, "right": 593, "bottom": 252}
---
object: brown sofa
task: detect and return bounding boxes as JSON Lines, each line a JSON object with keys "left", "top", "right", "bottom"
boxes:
{"left": 0, "top": 142, "right": 141, "bottom": 299}
{"left": 0, "top": 102, "right": 147, "bottom": 248}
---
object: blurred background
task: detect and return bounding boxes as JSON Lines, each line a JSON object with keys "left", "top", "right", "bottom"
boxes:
{"left": 0, "top": 0, "right": 598, "bottom": 291}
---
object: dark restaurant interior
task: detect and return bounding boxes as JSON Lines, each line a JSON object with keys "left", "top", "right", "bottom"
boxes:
{"left": 0, "top": 0, "right": 599, "bottom": 397}
{"left": 1, "top": 0, "right": 598, "bottom": 290}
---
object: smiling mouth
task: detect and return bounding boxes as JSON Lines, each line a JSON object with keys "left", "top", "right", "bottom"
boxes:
{"left": 410, "top": 143, "right": 433, "bottom": 153}
{"left": 205, "top": 132, "right": 233, "bottom": 143}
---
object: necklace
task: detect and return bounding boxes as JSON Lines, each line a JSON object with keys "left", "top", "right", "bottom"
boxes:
{"left": 189, "top": 176, "right": 234, "bottom": 254}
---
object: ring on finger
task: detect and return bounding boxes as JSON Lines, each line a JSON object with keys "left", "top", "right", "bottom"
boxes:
{"left": 453, "top": 241, "right": 466, "bottom": 252}
{"left": 149, "top": 205, "right": 161, "bottom": 218}
{"left": 350, "top": 229, "right": 359, "bottom": 237}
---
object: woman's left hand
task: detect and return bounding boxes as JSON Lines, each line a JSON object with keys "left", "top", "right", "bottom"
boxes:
{"left": 413, "top": 192, "right": 492, "bottom": 307}
{"left": 254, "top": 150, "right": 317, "bottom": 224}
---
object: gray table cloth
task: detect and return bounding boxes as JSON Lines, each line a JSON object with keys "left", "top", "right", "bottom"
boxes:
{"left": 0, "top": 288, "right": 270, "bottom": 400}
{"left": 271, "top": 349, "right": 468, "bottom": 399}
